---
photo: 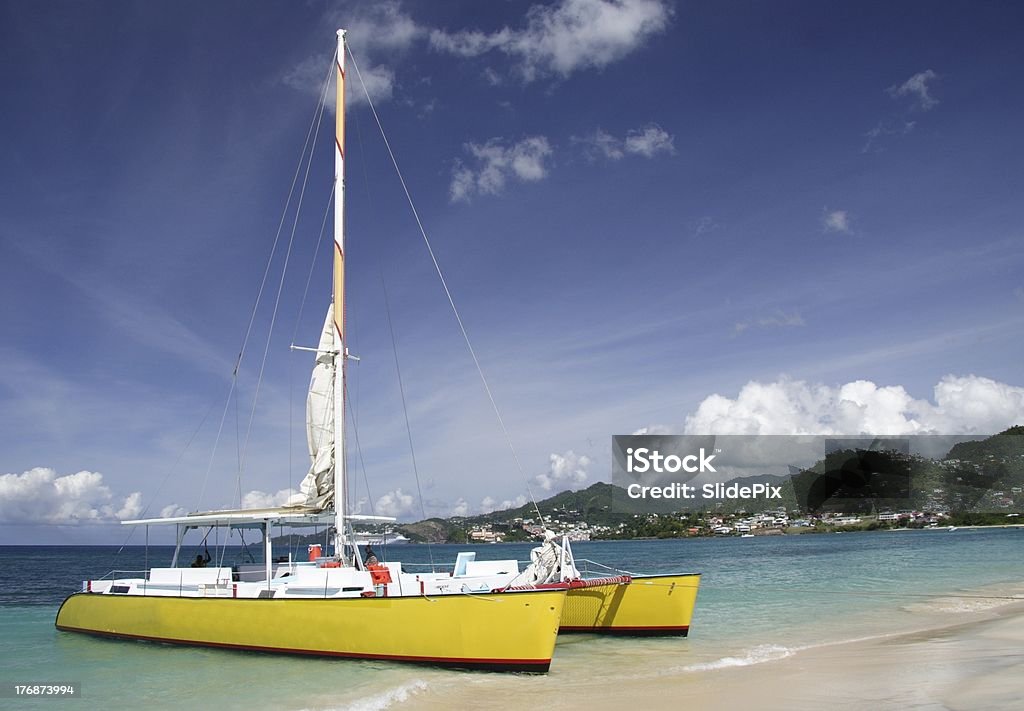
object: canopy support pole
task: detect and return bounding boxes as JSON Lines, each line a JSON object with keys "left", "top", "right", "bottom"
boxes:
{"left": 263, "top": 522, "right": 273, "bottom": 588}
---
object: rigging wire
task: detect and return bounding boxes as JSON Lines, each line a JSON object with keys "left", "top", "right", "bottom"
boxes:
{"left": 344, "top": 379, "right": 376, "bottom": 520}
{"left": 290, "top": 191, "right": 335, "bottom": 346}
{"left": 281, "top": 142, "right": 339, "bottom": 542}
{"left": 288, "top": 186, "right": 334, "bottom": 545}
{"left": 348, "top": 99, "right": 371, "bottom": 521}
{"left": 196, "top": 50, "right": 336, "bottom": 511}
{"left": 347, "top": 45, "right": 547, "bottom": 526}
{"left": 236, "top": 67, "right": 332, "bottom": 507}
{"left": 346, "top": 92, "right": 384, "bottom": 555}
{"left": 113, "top": 399, "right": 218, "bottom": 557}
{"left": 380, "top": 273, "right": 435, "bottom": 570}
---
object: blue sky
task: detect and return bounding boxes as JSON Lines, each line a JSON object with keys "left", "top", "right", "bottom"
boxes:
{"left": 1, "top": 0, "right": 1022, "bottom": 543}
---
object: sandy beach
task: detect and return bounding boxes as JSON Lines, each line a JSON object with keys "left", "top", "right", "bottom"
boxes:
{"left": 641, "top": 601, "right": 1024, "bottom": 710}
{"left": 396, "top": 594, "right": 1024, "bottom": 711}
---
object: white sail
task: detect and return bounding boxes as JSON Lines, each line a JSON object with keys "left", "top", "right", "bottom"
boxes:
{"left": 288, "top": 305, "right": 336, "bottom": 509}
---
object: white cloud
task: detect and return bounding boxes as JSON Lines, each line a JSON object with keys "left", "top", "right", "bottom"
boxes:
{"left": 822, "top": 209, "right": 851, "bottom": 234}
{"left": 733, "top": 310, "right": 806, "bottom": 335}
{"left": 501, "top": 494, "right": 530, "bottom": 510}
{"left": 575, "top": 128, "right": 625, "bottom": 160}
{"left": 682, "top": 375, "right": 1024, "bottom": 436}
{"left": 479, "top": 493, "right": 531, "bottom": 513}
{"left": 624, "top": 124, "right": 675, "bottom": 157}
{"left": 860, "top": 69, "right": 936, "bottom": 152}
{"left": 0, "top": 468, "right": 142, "bottom": 525}
{"left": 341, "top": 2, "right": 424, "bottom": 54}
{"left": 481, "top": 67, "right": 503, "bottom": 86}
{"left": 160, "top": 503, "right": 188, "bottom": 518}
{"left": 346, "top": 64, "right": 397, "bottom": 108}
{"left": 632, "top": 425, "right": 676, "bottom": 435}
{"left": 375, "top": 488, "right": 415, "bottom": 518}
{"left": 574, "top": 123, "right": 675, "bottom": 161}
{"left": 450, "top": 498, "right": 469, "bottom": 517}
{"left": 450, "top": 136, "right": 553, "bottom": 202}
{"left": 691, "top": 216, "right": 719, "bottom": 237}
{"left": 888, "top": 69, "right": 939, "bottom": 111}
{"left": 861, "top": 119, "right": 916, "bottom": 153}
{"left": 117, "top": 492, "right": 144, "bottom": 520}
{"left": 535, "top": 450, "right": 591, "bottom": 491}
{"left": 283, "top": 2, "right": 424, "bottom": 110}
{"left": 283, "top": 53, "right": 394, "bottom": 110}
{"left": 240, "top": 488, "right": 297, "bottom": 509}
{"left": 431, "top": 0, "right": 672, "bottom": 82}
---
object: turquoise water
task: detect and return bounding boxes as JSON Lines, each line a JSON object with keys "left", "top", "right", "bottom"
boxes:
{"left": 2, "top": 528, "right": 1022, "bottom": 709}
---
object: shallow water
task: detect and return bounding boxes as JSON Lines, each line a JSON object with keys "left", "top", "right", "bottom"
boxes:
{"left": 2, "top": 528, "right": 1022, "bottom": 709}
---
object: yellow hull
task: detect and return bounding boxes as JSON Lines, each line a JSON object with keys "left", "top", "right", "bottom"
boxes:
{"left": 561, "top": 574, "right": 700, "bottom": 635}
{"left": 56, "top": 589, "right": 565, "bottom": 672}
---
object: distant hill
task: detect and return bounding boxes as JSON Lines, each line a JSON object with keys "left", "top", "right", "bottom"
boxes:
{"left": 458, "top": 481, "right": 645, "bottom": 525}
{"left": 946, "top": 425, "right": 1024, "bottom": 462}
{"left": 275, "top": 428, "right": 1024, "bottom": 547}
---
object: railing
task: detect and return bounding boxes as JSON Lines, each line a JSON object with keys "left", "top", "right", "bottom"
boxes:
{"left": 84, "top": 569, "right": 235, "bottom": 597}
{"left": 573, "top": 558, "right": 635, "bottom": 577}
{"left": 393, "top": 562, "right": 454, "bottom": 573}
{"left": 91, "top": 569, "right": 149, "bottom": 581}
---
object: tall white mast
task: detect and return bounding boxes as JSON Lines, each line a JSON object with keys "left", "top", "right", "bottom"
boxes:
{"left": 333, "top": 29, "right": 347, "bottom": 555}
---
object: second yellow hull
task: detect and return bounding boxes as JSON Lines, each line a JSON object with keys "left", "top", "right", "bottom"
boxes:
{"left": 56, "top": 589, "right": 565, "bottom": 672}
{"left": 561, "top": 574, "right": 700, "bottom": 635}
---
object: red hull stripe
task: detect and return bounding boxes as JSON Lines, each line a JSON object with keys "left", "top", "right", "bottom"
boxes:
{"left": 559, "top": 625, "right": 689, "bottom": 637}
{"left": 560, "top": 625, "right": 688, "bottom": 631}
{"left": 55, "top": 625, "right": 551, "bottom": 671}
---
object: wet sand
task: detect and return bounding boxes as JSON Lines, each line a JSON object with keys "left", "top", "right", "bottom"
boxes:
{"left": 398, "top": 598, "right": 1024, "bottom": 711}
{"left": 635, "top": 601, "right": 1024, "bottom": 710}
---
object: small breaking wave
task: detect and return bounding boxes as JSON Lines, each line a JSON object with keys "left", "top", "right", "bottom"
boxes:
{"left": 345, "top": 680, "right": 429, "bottom": 711}
{"left": 679, "top": 644, "right": 797, "bottom": 672}
{"left": 302, "top": 679, "right": 429, "bottom": 711}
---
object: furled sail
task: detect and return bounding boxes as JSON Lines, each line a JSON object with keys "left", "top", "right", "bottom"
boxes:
{"left": 287, "top": 305, "right": 335, "bottom": 509}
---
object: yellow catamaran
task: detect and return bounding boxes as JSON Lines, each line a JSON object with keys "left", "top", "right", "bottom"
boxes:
{"left": 55, "top": 29, "right": 566, "bottom": 673}
{"left": 493, "top": 531, "right": 700, "bottom": 636}
{"left": 55, "top": 28, "right": 699, "bottom": 667}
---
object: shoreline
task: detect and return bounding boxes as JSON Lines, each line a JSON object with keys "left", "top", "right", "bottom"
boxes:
{"left": 399, "top": 579, "right": 1024, "bottom": 711}
{"left": 669, "top": 597, "right": 1024, "bottom": 709}
{"left": 577, "top": 598, "right": 1024, "bottom": 710}
{"left": 5, "top": 523, "right": 1024, "bottom": 547}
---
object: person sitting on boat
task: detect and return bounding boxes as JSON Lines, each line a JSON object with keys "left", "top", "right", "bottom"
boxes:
{"left": 191, "top": 551, "right": 211, "bottom": 568}
{"left": 364, "top": 547, "right": 379, "bottom": 567}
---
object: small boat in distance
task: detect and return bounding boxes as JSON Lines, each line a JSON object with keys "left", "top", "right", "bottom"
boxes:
{"left": 352, "top": 530, "right": 410, "bottom": 546}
